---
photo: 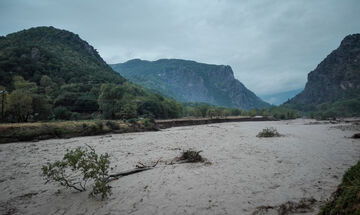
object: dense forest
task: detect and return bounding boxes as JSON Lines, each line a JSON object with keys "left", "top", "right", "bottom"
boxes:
{"left": 284, "top": 89, "right": 360, "bottom": 119}
{"left": 0, "top": 27, "right": 183, "bottom": 122}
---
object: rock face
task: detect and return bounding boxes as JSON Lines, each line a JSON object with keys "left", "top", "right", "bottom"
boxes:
{"left": 111, "top": 59, "right": 269, "bottom": 109}
{"left": 289, "top": 34, "right": 360, "bottom": 105}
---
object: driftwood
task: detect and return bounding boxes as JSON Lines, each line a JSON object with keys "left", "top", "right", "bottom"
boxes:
{"left": 352, "top": 133, "right": 360, "bottom": 139}
{"left": 107, "top": 158, "right": 161, "bottom": 181}
{"left": 106, "top": 151, "right": 209, "bottom": 182}
{"left": 109, "top": 167, "right": 153, "bottom": 178}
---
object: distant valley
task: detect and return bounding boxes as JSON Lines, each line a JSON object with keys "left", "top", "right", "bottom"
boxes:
{"left": 260, "top": 88, "right": 303, "bottom": 106}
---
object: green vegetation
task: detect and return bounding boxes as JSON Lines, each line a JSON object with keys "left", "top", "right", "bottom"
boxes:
{"left": 42, "top": 145, "right": 111, "bottom": 199}
{"left": 257, "top": 127, "right": 281, "bottom": 137}
{"left": 319, "top": 161, "right": 360, "bottom": 215}
{"left": 111, "top": 59, "right": 270, "bottom": 110}
{"left": 0, "top": 27, "right": 302, "bottom": 124}
{"left": 182, "top": 102, "right": 299, "bottom": 120}
{"left": 0, "top": 120, "right": 157, "bottom": 143}
{"left": 182, "top": 102, "right": 241, "bottom": 118}
{"left": 0, "top": 26, "right": 302, "bottom": 128}
{"left": 0, "top": 27, "right": 183, "bottom": 122}
{"left": 284, "top": 89, "right": 360, "bottom": 119}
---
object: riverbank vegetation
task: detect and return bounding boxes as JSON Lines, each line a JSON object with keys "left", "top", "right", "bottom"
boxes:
{"left": 0, "top": 119, "right": 157, "bottom": 143}
{"left": 284, "top": 90, "right": 360, "bottom": 120}
{"left": 319, "top": 161, "right": 360, "bottom": 215}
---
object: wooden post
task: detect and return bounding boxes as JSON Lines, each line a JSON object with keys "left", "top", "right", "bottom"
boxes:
{"left": 1, "top": 90, "right": 7, "bottom": 121}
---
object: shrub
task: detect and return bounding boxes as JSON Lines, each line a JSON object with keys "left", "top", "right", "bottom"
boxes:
{"left": 105, "top": 121, "right": 120, "bottom": 130}
{"left": 42, "top": 145, "right": 111, "bottom": 199}
{"left": 127, "top": 118, "right": 138, "bottom": 124}
{"left": 53, "top": 106, "right": 72, "bottom": 120}
{"left": 143, "top": 118, "right": 150, "bottom": 127}
{"left": 257, "top": 127, "right": 281, "bottom": 137}
{"left": 178, "top": 149, "right": 204, "bottom": 162}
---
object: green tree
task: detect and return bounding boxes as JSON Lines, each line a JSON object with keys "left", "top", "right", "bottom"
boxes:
{"left": 13, "top": 76, "right": 37, "bottom": 93}
{"left": 7, "top": 90, "right": 33, "bottom": 122}
{"left": 206, "top": 109, "right": 216, "bottom": 118}
{"left": 40, "top": 75, "right": 53, "bottom": 87}
{"left": 98, "top": 83, "right": 125, "bottom": 119}
{"left": 32, "top": 94, "right": 52, "bottom": 121}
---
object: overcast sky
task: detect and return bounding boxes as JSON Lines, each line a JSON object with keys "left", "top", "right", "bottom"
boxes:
{"left": 0, "top": 0, "right": 359, "bottom": 96}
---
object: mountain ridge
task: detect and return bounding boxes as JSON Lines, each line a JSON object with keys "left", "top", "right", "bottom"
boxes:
{"left": 111, "top": 59, "right": 270, "bottom": 110}
{"left": 288, "top": 33, "right": 360, "bottom": 105}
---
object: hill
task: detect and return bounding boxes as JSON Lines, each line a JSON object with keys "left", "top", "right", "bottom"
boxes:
{"left": 111, "top": 59, "right": 269, "bottom": 110}
{"left": 0, "top": 27, "right": 182, "bottom": 121}
{"left": 286, "top": 34, "right": 360, "bottom": 117}
{"left": 0, "top": 26, "right": 125, "bottom": 87}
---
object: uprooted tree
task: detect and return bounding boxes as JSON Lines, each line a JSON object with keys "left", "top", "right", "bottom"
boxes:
{"left": 42, "top": 145, "right": 112, "bottom": 199}
{"left": 42, "top": 145, "right": 159, "bottom": 199}
{"left": 42, "top": 146, "right": 208, "bottom": 200}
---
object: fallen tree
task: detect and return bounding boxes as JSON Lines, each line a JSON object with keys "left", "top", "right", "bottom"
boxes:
{"left": 42, "top": 146, "right": 208, "bottom": 200}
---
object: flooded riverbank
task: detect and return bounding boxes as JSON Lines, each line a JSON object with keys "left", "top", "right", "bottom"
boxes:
{"left": 0, "top": 119, "right": 359, "bottom": 215}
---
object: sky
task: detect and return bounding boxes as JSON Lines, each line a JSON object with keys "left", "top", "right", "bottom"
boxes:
{"left": 0, "top": 0, "right": 359, "bottom": 97}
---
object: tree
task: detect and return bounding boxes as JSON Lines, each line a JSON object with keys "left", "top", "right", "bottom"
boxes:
{"left": 138, "top": 100, "right": 162, "bottom": 118}
{"left": 223, "top": 109, "right": 231, "bottom": 118}
{"left": 40, "top": 75, "right": 54, "bottom": 94}
{"left": 7, "top": 90, "right": 33, "bottom": 122}
{"left": 98, "top": 83, "right": 125, "bottom": 119}
{"left": 40, "top": 75, "right": 53, "bottom": 87}
{"left": 206, "top": 109, "right": 216, "bottom": 118}
{"left": 13, "top": 75, "right": 37, "bottom": 93}
{"left": 53, "top": 106, "right": 73, "bottom": 120}
{"left": 42, "top": 146, "right": 111, "bottom": 200}
{"left": 32, "top": 94, "right": 52, "bottom": 121}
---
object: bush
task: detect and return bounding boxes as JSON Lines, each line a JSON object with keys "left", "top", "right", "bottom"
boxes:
{"left": 105, "top": 121, "right": 120, "bottom": 130}
{"left": 178, "top": 149, "right": 204, "bottom": 162}
{"left": 42, "top": 145, "right": 111, "bottom": 199}
{"left": 127, "top": 118, "right": 138, "bottom": 124}
{"left": 53, "top": 106, "right": 73, "bottom": 120}
{"left": 257, "top": 127, "right": 281, "bottom": 137}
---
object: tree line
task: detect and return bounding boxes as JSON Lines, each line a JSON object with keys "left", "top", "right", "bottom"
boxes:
{"left": 0, "top": 75, "right": 302, "bottom": 123}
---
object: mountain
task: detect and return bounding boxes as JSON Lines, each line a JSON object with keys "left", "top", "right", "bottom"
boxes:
{"left": 0, "top": 26, "right": 183, "bottom": 121}
{"left": 260, "top": 88, "right": 303, "bottom": 106}
{"left": 0, "top": 26, "right": 125, "bottom": 87}
{"left": 288, "top": 34, "right": 360, "bottom": 106}
{"left": 110, "top": 59, "right": 269, "bottom": 110}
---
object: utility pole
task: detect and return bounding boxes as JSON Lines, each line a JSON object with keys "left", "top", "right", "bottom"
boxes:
{"left": 0, "top": 90, "right": 7, "bottom": 122}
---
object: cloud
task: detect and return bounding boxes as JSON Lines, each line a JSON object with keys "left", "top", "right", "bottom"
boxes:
{"left": 0, "top": 0, "right": 359, "bottom": 95}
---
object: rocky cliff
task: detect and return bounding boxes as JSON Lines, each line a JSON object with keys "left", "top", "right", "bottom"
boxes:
{"left": 111, "top": 59, "right": 269, "bottom": 109}
{"left": 288, "top": 34, "right": 360, "bottom": 105}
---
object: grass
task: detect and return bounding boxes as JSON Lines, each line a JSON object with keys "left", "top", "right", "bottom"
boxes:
{"left": 0, "top": 120, "right": 156, "bottom": 143}
{"left": 319, "top": 161, "right": 360, "bottom": 215}
{"left": 256, "top": 127, "right": 281, "bottom": 137}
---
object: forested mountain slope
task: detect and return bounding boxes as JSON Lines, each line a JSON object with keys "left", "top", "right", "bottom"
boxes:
{"left": 111, "top": 59, "right": 269, "bottom": 110}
